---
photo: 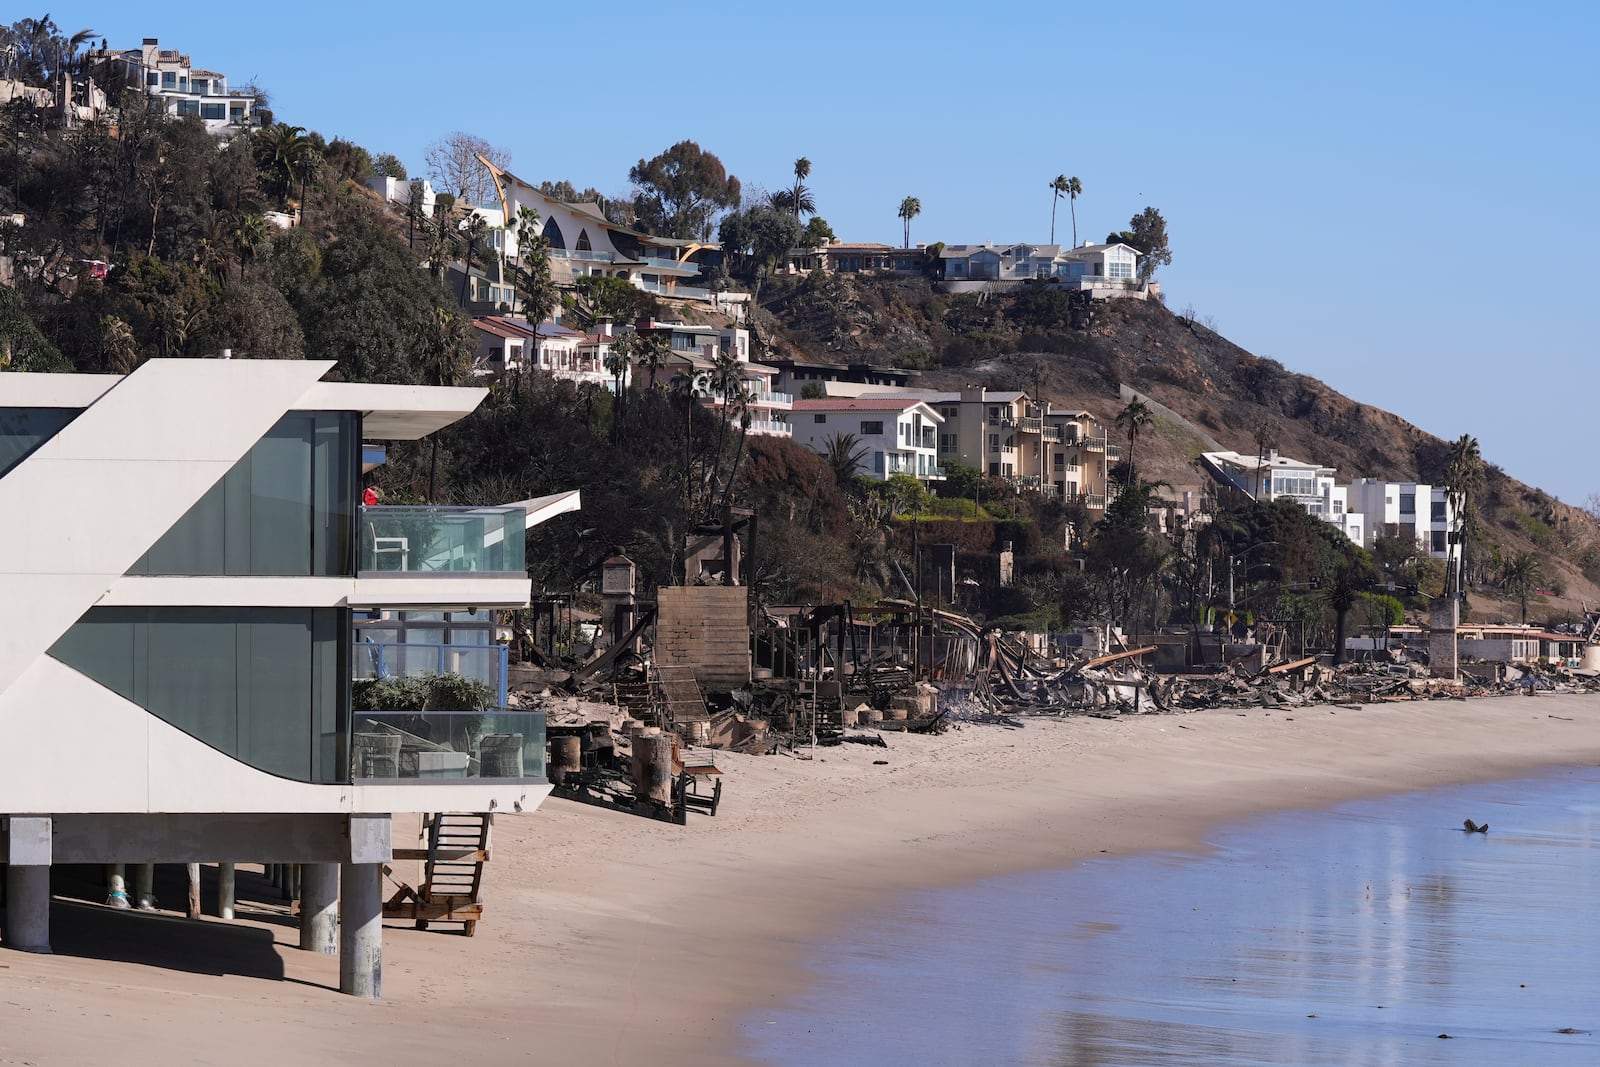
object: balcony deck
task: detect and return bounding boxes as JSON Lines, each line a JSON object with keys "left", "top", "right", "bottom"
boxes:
{"left": 352, "top": 710, "right": 545, "bottom": 782}
{"left": 358, "top": 505, "right": 525, "bottom": 576}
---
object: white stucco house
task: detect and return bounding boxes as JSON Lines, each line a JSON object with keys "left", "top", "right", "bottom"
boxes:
{"left": 91, "top": 38, "right": 259, "bottom": 134}
{"left": 1201, "top": 448, "right": 1364, "bottom": 545}
{"left": 1056, "top": 241, "right": 1142, "bottom": 291}
{"left": 1347, "top": 479, "right": 1455, "bottom": 559}
{"left": 791, "top": 397, "right": 944, "bottom": 481}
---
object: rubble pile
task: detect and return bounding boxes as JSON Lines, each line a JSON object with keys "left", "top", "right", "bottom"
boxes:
{"left": 944, "top": 635, "right": 1600, "bottom": 720}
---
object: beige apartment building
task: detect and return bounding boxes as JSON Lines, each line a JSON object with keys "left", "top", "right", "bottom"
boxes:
{"left": 927, "top": 386, "right": 1120, "bottom": 507}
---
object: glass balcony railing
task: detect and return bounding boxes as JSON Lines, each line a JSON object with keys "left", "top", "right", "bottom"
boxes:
{"left": 351, "top": 710, "right": 546, "bottom": 781}
{"left": 637, "top": 255, "right": 697, "bottom": 272}
{"left": 358, "top": 505, "right": 526, "bottom": 576}
{"left": 550, "top": 248, "right": 616, "bottom": 263}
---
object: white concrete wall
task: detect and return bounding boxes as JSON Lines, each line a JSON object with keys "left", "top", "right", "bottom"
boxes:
{"left": 0, "top": 360, "right": 538, "bottom": 817}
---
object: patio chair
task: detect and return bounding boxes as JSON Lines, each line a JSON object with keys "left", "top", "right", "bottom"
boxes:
{"left": 353, "top": 731, "right": 402, "bottom": 778}
{"left": 477, "top": 733, "right": 524, "bottom": 778}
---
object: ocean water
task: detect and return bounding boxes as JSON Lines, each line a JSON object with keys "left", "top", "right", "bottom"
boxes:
{"left": 746, "top": 767, "right": 1600, "bottom": 1066}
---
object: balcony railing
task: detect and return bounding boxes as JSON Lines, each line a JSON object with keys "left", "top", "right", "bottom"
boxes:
{"left": 1018, "top": 417, "right": 1042, "bottom": 434}
{"left": 358, "top": 505, "right": 526, "bottom": 576}
{"left": 1105, "top": 444, "right": 1122, "bottom": 460}
{"left": 550, "top": 248, "right": 616, "bottom": 263}
{"left": 354, "top": 641, "right": 509, "bottom": 706}
{"left": 637, "top": 255, "right": 698, "bottom": 273}
{"left": 351, "top": 710, "right": 545, "bottom": 781}
{"left": 1042, "top": 425, "right": 1063, "bottom": 442}
{"left": 745, "top": 418, "right": 792, "bottom": 435}
{"left": 987, "top": 416, "right": 1016, "bottom": 428}
{"left": 1081, "top": 436, "right": 1107, "bottom": 452}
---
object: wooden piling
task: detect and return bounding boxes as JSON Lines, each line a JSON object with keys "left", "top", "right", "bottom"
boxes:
{"left": 549, "top": 735, "right": 582, "bottom": 786}
{"left": 633, "top": 731, "right": 674, "bottom": 806}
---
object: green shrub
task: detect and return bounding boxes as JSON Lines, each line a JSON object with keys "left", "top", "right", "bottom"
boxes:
{"left": 353, "top": 672, "right": 496, "bottom": 712}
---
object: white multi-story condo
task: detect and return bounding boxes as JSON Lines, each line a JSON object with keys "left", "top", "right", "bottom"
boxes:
{"left": 0, "top": 360, "right": 575, "bottom": 996}
{"left": 1346, "top": 479, "right": 1455, "bottom": 558}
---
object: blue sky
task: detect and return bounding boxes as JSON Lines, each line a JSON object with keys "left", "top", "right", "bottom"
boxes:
{"left": 66, "top": 1, "right": 1599, "bottom": 502}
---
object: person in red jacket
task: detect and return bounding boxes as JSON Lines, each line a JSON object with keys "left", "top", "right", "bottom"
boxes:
{"left": 362, "top": 486, "right": 381, "bottom": 507}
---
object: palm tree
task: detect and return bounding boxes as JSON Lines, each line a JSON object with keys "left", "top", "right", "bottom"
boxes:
{"left": 1324, "top": 562, "right": 1365, "bottom": 665}
{"left": 898, "top": 196, "right": 921, "bottom": 248}
{"left": 230, "top": 212, "right": 267, "bottom": 280}
{"left": 1064, "top": 175, "right": 1082, "bottom": 246}
{"left": 1049, "top": 175, "right": 1068, "bottom": 244}
{"left": 635, "top": 331, "right": 671, "bottom": 391}
{"left": 1500, "top": 551, "right": 1542, "bottom": 625}
{"left": 790, "top": 157, "right": 813, "bottom": 219}
{"left": 457, "top": 211, "right": 489, "bottom": 305}
{"left": 1446, "top": 434, "right": 1485, "bottom": 594}
{"left": 823, "top": 432, "right": 869, "bottom": 489}
{"left": 290, "top": 142, "right": 322, "bottom": 224}
{"left": 1115, "top": 397, "right": 1154, "bottom": 479}
{"left": 256, "top": 123, "right": 310, "bottom": 208}
{"left": 1252, "top": 422, "right": 1275, "bottom": 501}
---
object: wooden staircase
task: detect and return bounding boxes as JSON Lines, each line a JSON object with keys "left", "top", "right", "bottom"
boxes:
{"left": 383, "top": 812, "right": 491, "bottom": 936}
{"left": 653, "top": 664, "right": 709, "bottom": 729}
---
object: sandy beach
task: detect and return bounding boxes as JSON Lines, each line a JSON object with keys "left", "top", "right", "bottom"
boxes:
{"left": 4, "top": 693, "right": 1600, "bottom": 1066}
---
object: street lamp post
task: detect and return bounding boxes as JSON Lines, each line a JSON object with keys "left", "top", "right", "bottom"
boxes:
{"left": 1227, "top": 541, "right": 1280, "bottom": 631}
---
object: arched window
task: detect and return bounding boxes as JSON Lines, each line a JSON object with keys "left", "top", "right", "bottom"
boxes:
{"left": 576, "top": 229, "right": 593, "bottom": 252}
{"left": 542, "top": 217, "right": 565, "bottom": 249}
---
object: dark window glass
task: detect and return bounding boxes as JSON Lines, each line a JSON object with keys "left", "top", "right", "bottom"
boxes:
{"left": 0, "top": 407, "right": 78, "bottom": 477}
{"left": 48, "top": 606, "right": 347, "bottom": 783}
{"left": 129, "top": 412, "right": 356, "bottom": 576}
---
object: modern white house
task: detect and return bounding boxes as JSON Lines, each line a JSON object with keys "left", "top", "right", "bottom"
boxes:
{"left": 640, "top": 321, "right": 793, "bottom": 437}
{"left": 0, "top": 360, "right": 578, "bottom": 996}
{"left": 1201, "top": 448, "right": 1364, "bottom": 545}
{"left": 90, "top": 38, "right": 259, "bottom": 134}
{"left": 791, "top": 398, "right": 944, "bottom": 481}
{"left": 366, "top": 176, "right": 438, "bottom": 221}
{"left": 1346, "top": 479, "right": 1455, "bottom": 558}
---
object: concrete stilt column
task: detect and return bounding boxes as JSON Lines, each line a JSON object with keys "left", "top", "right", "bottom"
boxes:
{"left": 339, "top": 814, "right": 390, "bottom": 998}
{"left": 216, "top": 863, "right": 236, "bottom": 920}
{"left": 300, "top": 863, "right": 339, "bottom": 955}
{"left": 105, "top": 863, "right": 130, "bottom": 909}
{"left": 133, "top": 863, "right": 156, "bottom": 910}
{"left": 4, "top": 865, "right": 51, "bottom": 953}
{"left": 339, "top": 862, "right": 383, "bottom": 997}
{"left": 4, "top": 817, "right": 54, "bottom": 954}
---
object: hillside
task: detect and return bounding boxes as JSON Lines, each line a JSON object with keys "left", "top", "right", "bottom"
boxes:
{"left": 754, "top": 272, "right": 1600, "bottom": 623}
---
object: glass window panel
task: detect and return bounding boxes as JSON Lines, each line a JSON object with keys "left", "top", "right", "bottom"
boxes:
{"left": 47, "top": 607, "right": 346, "bottom": 784}
{"left": 0, "top": 408, "right": 77, "bottom": 477}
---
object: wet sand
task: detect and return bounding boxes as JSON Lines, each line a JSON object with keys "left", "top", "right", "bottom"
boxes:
{"left": 4, "top": 694, "right": 1600, "bottom": 1066}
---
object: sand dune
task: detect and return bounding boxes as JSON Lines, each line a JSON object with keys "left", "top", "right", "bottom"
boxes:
{"left": 4, "top": 694, "right": 1598, "bottom": 1066}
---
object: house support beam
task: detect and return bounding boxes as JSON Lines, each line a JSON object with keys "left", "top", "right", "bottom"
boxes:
{"left": 133, "top": 862, "right": 156, "bottom": 910}
{"left": 339, "top": 814, "right": 390, "bottom": 998}
{"left": 3, "top": 816, "right": 53, "bottom": 953}
{"left": 300, "top": 863, "right": 339, "bottom": 955}
{"left": 216, "top": 862, "right": 235, "bottom": 920}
